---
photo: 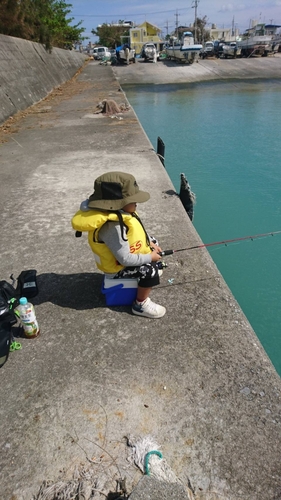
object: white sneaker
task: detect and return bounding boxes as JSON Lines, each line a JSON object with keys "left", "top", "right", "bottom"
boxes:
{"left": 132, "top": 297, "right": 166, "bottom": 318}
{"left": 158, "top": 269, "right": 163, "bottom": 277}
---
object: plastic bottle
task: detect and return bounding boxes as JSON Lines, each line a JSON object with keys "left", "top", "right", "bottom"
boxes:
{"left": 16, "top": 297, "right": 40, "bottom": 339}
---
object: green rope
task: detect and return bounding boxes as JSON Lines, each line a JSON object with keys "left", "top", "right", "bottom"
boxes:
{"left": 144, "top": 450, "right": 163, "bottom": 476}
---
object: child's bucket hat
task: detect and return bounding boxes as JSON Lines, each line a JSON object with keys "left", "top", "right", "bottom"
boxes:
{"left": 88, "top": 171, "right": 150, "bottom": 210}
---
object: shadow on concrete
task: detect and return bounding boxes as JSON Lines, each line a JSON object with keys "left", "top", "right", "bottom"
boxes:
{"left": 160, "top": 58, "right": 189, "bottom": 67}
{"left": 106, "top": 492, "right": 126, "bottom": 500}
{"left": 164, "top": 189, "right": 178, "bottom": 196}
{"left": 34, "top": 272, "right": 105, "bottom": 309}
{"left": 137, "top": 59, "right": 155, "bottom": 64}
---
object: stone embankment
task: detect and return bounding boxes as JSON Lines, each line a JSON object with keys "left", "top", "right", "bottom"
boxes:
{"left": 0, "top": 41, "right": 280, "bottom": 500}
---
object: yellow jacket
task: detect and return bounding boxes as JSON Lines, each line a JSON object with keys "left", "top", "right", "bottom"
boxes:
{"left": 72, "top": 210, "right": 151, "bottom": 273}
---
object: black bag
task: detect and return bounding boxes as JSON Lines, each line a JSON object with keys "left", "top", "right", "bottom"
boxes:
{"left": 0, "top": 321, "right": 12, "bottom": 368}
{"left": 0, "top": 280, "right": 18, "bottom": 369}
{"left": 0, "top": 280, "right": 18, "bottom": 323}
{"left": 0, "top": 271, "right": 38, "bottom": 368}
{"left": 16, "top": 269, "right": 38, "bottom": 299}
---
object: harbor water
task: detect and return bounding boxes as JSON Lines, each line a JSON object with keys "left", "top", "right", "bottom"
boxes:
{"left": 125, "top": 80, "right": 281, "bottom": 376}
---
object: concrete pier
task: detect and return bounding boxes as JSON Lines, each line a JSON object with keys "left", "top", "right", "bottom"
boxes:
{"left": 0, "top": 47, "right": 280, "bottom": 500}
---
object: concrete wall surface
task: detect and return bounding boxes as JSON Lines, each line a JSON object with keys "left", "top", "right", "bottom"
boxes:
{"left": 0, "top": 34, "right": 86, "bottom": 125}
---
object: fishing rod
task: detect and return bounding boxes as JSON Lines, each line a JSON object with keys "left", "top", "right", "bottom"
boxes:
{"left": 158, "top": 230, "right": 281, "bottom": 256}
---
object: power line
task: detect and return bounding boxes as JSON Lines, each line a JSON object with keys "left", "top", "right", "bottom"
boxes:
{"left": 71, "top": 8, "right": 193, "bottom": 18}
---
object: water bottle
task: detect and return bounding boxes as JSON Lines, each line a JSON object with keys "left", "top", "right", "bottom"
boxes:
{"left": 16, "top": 297, "right": 40, "bottom": 339}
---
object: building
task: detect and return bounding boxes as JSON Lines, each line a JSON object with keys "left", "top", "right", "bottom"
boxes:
{"left": 129, "top": 21, "right": 163, "bottom": 54}
{"left": 209, "top": 24, "right": 239, "bottom": 42}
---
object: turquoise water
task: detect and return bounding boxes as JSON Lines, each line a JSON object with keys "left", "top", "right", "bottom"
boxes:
{"left": 125, "top": 80, "right": 281, "bottom": 376}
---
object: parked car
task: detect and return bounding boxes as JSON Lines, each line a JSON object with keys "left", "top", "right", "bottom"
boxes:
{"left": 93, "top": 47, "right": 111, "bottom": 60}
{"left": 140, "top": 42, "right": 160, "bottom": 62}
{"left": 221, "top": 41, "right": 241, "bottom": 58}
{"left": 213, "top": 40, "right": 225, "bottom": 58}
{"left": 200, "top": 41, "right": 215, "bottom": 58}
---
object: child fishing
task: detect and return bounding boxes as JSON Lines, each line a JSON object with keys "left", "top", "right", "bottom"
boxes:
{"left": 71, "top": 171, "right": 166, "bottom": 319}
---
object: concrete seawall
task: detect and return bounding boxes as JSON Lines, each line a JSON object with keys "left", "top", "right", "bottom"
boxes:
{"left": 112, "top": 52, "right": 281, "bottom": 85}
{"left": 0, "top": 34, "right": 86, "bottom": 125}
{"left": 0, "top": 59, "right": 280, "bottom": 500}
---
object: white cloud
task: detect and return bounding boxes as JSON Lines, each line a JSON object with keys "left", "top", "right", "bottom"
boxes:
{"left": 219, "top": 3, "right": 246, "bottom": 12}
{"left": 219, "top": 3, "right": 234, "bottom": 12}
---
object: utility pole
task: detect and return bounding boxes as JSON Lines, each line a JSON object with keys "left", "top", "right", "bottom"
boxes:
{"left": 192, "top": 0, "right": 199, "bottom": 43}
{"left": 165, "top": 20, "right": 169, "bottom": 39}
{"left": 175, "top": 10, "right": 180, "bottom": 39}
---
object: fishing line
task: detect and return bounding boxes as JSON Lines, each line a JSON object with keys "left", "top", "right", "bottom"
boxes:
{"left": 158, "top": 230, "right": 281, "bottom": 257}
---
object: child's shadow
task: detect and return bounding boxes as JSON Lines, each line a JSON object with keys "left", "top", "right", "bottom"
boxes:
{"left": 34, "top": 272, "right": 105, "bottom": 310}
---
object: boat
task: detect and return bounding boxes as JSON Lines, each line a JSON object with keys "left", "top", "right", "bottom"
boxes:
{"left": 237, "top": 24, "right": 274, "bottom": 57}
{"left": 140, "top": 42, "right": 159, "bottom": 62}
{"left": 116, "top": 44, "right": 136, "bottom": 64}
{"left": 165, "top": 31, "right": 202, "bottom": 64}
{"left": 271, "top": 30, "right": 281, "bottom": 53}
{"left": 264, "top": 24, "right": 281, "bottom": 53}
{"left": 272, "top": 41, "right": 280, "bottom": 53}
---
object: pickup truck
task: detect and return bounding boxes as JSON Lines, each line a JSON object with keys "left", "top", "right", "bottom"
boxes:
{"left": 222, "top": 42, "right": 241, "bottom": 58}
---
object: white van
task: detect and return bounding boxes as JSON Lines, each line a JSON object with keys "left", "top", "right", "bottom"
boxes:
{"left": 93, "top": 47, "right": 111, "bottom": 60}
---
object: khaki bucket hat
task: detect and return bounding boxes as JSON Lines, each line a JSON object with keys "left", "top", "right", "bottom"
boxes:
{"left": 88, "top": 171, "right": 150, "bottom": 210}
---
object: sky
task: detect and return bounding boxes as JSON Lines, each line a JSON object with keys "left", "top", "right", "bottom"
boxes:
{"left": 69, "top": 0, "right": 281, "bottom": 43}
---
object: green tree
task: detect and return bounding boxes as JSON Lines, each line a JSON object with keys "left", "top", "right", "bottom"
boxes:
{"left": 92, "top": 23, "right": 130, "bottom": 48}
{"left": 193, "top": 16, "right": 210, "bottom": 43}
{"left": 0, "top": 0, "right": 28, "bottom": 38}
{"left": 0, "top": 0, "right": 86, "bottom": 50}
{"left": 40, "top": 1, "right": 86, "bottom": 49}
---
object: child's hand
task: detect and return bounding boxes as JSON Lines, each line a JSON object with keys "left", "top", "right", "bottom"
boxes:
{"left": 150, "top": 241, "right": 162, "bottom": 253}
{"left": 150, "top": 249, "right": 162, "bottom": 262}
